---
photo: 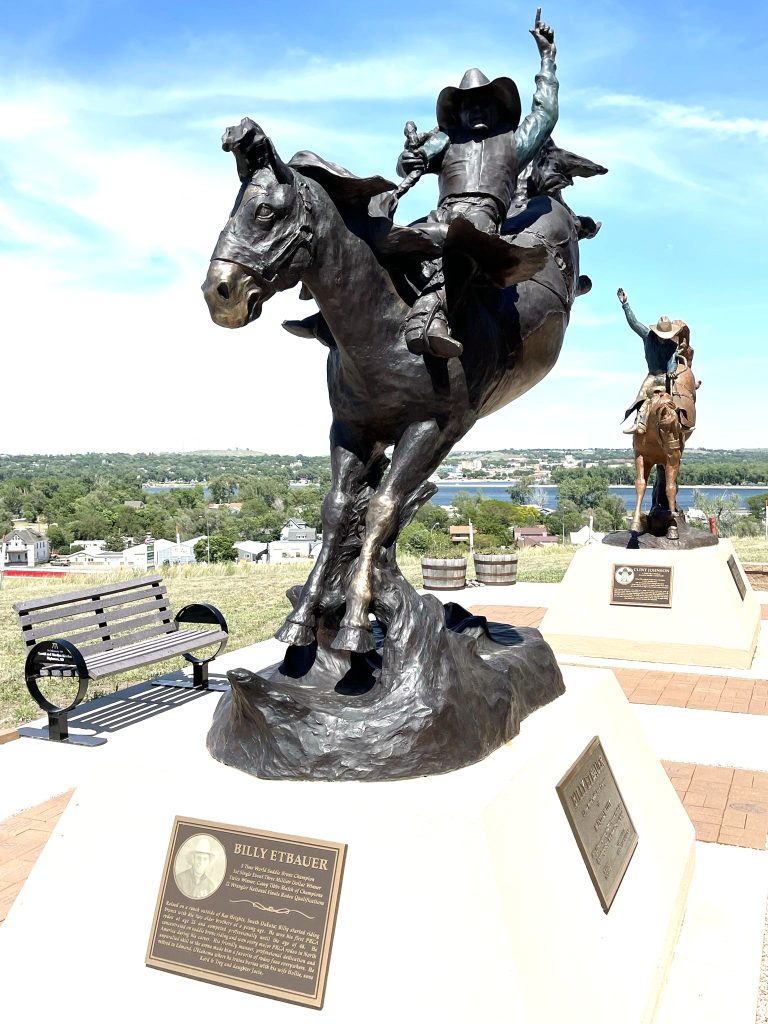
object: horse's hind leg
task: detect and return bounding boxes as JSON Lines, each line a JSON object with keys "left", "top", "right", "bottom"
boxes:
{"left": 631, "top": 451, "right": 651, "bottom": 532}
{"left": 333, "top": 419, "right": 454, "bottom": 654}
{"left": 276, "top": 434, "right": 374, "bottom": 647}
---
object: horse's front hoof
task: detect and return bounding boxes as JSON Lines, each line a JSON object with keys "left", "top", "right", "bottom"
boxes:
{"left": 331, "top": 626, "right": 375, "bottom": 654}
{"left": 275, "top": 619, "right": 316, "bottom": 647}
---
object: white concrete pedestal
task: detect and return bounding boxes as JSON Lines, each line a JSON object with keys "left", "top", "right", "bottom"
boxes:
{"left": 540, "top": 539, "right": 760, "bottom": 669}
{"left": 0, "top": 668, "right": 694, "bottom": 1023}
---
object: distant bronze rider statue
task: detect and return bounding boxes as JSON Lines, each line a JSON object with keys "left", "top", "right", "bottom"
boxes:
{"left": 617, "top": 287, "right": 690, "bottom": 435}
{"left": 610, "top": 286, "right": 703, "bottom": 544}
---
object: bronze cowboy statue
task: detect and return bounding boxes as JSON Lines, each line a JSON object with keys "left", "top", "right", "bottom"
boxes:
{"left": 618, "top": 287, "right": 699, "bottom": 437}
{"left": 385, "top": 10, "right": 559, "bottom": 358}
{"left": 202, "top": 10, "right": 608, "bottom": 780}
{"left": 617, "top": 287, "right": 701, "bottom": 537}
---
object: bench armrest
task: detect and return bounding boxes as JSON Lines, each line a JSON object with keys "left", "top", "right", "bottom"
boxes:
{"left": 24, "top": 638, "right": 90, "bottom": 714}
{"left": 174, "top": 603, "right": 229, "bottom": 632}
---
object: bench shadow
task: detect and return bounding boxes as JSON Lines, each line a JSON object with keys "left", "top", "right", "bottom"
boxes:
{"left": 64, "top": 674, "right": 228, "bottom": 735}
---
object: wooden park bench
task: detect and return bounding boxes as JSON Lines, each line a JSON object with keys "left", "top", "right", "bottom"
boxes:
{"left": 13, "top": 575, "right": 229, "bottom": 746}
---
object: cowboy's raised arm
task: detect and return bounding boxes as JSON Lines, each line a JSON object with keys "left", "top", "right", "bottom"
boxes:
{"left": 515, "top": 11, "right": 559, "bottom": 169}
{"left": 617, "top": 288, "right": 647, "bottom": 339}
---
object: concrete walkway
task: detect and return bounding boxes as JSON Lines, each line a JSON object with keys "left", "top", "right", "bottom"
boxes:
{"left": 2, "top": 582, "right": 768, "bottom": 1021}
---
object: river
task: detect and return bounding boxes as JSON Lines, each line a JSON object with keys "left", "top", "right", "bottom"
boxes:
{"left": 430, "top": 482, "right": 765, "bottom": 512}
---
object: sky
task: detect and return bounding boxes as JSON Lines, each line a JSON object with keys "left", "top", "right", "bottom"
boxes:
{"left": 1, "top": 0, "right": 766, "bottom": 456}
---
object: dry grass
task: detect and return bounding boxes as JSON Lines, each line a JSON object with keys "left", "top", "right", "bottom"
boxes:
{"left": 1, "top": 537, "right": 762, "bottom": 729}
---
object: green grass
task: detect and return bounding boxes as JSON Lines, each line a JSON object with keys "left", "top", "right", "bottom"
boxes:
{"left": 0, "top": 559, "right": 424, "bottom": 730}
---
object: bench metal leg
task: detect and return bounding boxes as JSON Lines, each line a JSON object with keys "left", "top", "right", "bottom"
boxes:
{"left": 150, "top": 661, "right": 229, "bottom": 692}
{"left": 19, "top": 710, "right": 106, "bottom": 747}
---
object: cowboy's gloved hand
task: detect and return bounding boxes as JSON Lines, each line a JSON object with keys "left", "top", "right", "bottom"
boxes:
{"left": 530, "top": 11, "right": 556, "bottom": 60}
{"left": 617, "top": 287, "right": 627, "bottom": 304}
{"left": 398, "top": 148, "right": 427, "bottom": 174}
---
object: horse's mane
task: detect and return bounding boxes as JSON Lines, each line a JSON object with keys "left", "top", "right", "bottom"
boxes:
{"left": 288, "top": 151, "right": 396, "bottom": 208}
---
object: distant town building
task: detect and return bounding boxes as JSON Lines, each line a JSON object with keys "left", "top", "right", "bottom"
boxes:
{"left": 280, "top": 518, "right": 317, "bottom": 542}
{"left": 234, "top": 533, "right": 321, "bottom": 563}
{"left": 123, "top": 500, "right": 145, "bottom": 509}
{"left": 2, "top": 528, "right": 50, "bottom": 566}
{"left": 71, "top": 540, "right": 108, "bottom": 553}
{"left": 513, "top": 526, "right": 558, "bottom": 548}
{"left": 450, "top": 525, "right": 472, "bottom": 544}
{"left": 233, "top": 541, "right": 269, "bottom": 563}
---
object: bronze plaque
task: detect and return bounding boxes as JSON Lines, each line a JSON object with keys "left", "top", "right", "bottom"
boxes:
{"left": 610, "top": 563, "right": 672, "bottom": 608}
{"left": 146, "top": 816, "right": 346, "bottom": 1009}
{"left": 557, "top": 737, "right": 638, "bottom": 913}
{"left": 727, "top": 554, "right": 747, "bottom": 601}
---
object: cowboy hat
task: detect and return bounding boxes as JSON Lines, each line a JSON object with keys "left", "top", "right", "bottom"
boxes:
{"left": 189, "top": 835, "right": 216, "bottom": 857}
{"left": 650, "top": 315, "right": 683, "bottom": 339}
{"left": 436, "top": 69, "right": 521, "bottom": 130}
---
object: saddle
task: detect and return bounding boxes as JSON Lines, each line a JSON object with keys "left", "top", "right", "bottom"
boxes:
{"left": 670, "top": 362, "right": 698, "bottom": 436}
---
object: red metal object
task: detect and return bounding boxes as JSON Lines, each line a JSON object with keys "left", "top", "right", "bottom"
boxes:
{"left": 708, "top": 516, "right": 718, "bottom": 536}
{"left": 3, "top": 569, "right": 68, "bottom": 578}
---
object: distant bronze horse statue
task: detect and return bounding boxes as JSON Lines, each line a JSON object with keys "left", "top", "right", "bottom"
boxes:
{"left": 630, "top": 322, "right": 698, "bottom": 534}
{"left": 203, "top": 121, "right": 598, "bottom": 654}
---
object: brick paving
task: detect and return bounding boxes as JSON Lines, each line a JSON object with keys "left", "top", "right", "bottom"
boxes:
{"left": 472, "top": 604, "right": 768, "bottom": 716}
{"left": 0, "top": 790, "right": 73, "bottom": 924}
{"left": 468, "top": 604, "right": 547, "bottom": 629}
{"left": 663, "top": 762, "right": 768, "bottom": 850}
{"left": 616, "top": 668, "right": 768, "bottom": 715}
{"left": 1, "top": 601, "right": 766, "bottom": 926}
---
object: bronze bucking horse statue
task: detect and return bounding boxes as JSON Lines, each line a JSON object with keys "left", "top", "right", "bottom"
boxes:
{"left": 629, "top": 322, "right": 699, "bottom": 537}
{"left": 200, "top": 28, "right": 608, "bottom": 779}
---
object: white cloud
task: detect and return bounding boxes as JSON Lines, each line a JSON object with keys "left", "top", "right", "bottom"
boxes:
{"left": 591, "top": 93, "right": 768, "bottom": 139}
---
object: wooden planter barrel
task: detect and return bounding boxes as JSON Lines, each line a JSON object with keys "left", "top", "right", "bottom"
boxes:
{"left": 474, "top": 552, "right": 518, "bottom": 586}
{"left": 421, "top": 557, "right": 467, "bottom": 591}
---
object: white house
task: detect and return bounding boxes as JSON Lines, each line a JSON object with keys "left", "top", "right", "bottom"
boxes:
{"left": 234, "top": 538, "right": 322, "bottom": 563}
{"left": 118, "top": 536, "right": 204, "bottom": 570}
{"left": 234, "top": 541, "right": 269, "bottom": 563}
{"left": 67, "top": 549, "right": 125, "bottom": 568}
{"left": 280, "top": 518, "right": 317, "bottom": 542}
{"left": 2, "top": 528, "right": 50, "bottom": 566}
{"left": 268, "top": 539, "right": 322, "bottom": 560}
{"left": 71, "top": 539, "right": 108, "bottom": 553}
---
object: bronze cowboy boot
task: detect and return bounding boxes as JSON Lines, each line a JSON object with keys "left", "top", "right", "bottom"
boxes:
{"left": 623, "top": 399, "right": 649, "bottom": 434}
{"left": 403, "top": 289, "right": 464, "bottom": 359}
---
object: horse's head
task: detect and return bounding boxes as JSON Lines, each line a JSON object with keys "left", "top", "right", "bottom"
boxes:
{"left": 202, "top": 118, "right": 314, "bottom": 328}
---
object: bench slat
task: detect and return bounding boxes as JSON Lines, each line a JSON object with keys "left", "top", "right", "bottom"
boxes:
{"left": 12, "top": 575, "right": 164, "bottom": 613}
{"left": 16, "top": 584, "right": 169, "bottom": 628}
{"left": 31, "top": 614, "right": 175, "bottom": 650}
{"left": 25, "top": 597, "right": 173, "bottom": 644}
{"left": 77, "top": 621, "right": 179, "bottom": 655}
{"left": 86, "top": 630, "right": 228, "bottom": 678}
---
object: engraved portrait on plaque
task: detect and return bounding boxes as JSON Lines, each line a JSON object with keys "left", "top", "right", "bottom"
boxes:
{"left": 147, "top": 816, "right": 347, "bottom": 1009}
{"left": 173, "top": 833, "right": 227, "bottom": 900}
{"left": 557, "top": 737, "right": 638, "bottom": 912}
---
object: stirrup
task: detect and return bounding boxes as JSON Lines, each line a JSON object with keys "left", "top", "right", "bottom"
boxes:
{"left": 422, "top": 305, "right": 463, "bottom": 358}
